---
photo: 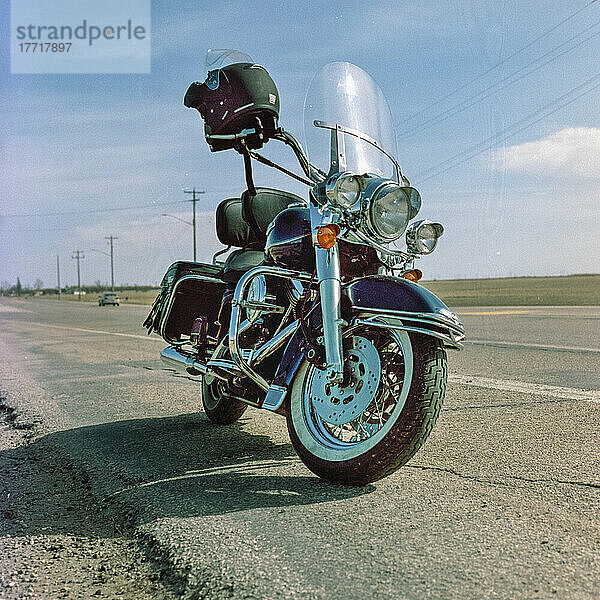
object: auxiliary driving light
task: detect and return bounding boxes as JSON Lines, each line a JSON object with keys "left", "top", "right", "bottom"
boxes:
{"left": 406, "top": 220, "right": 444, "bottom": 255}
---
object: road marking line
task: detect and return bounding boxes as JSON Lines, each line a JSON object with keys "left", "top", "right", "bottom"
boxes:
{"left": 25, "top": 325, "right": 600, "bottom": 354}
{"left": 0, "top": 306, "right": 33, "bottom": 313}
{"left": 24, "top": 322, "right": 164, "bottom": 342}
{"left": 458, "top": 310, "right": 534, "bottom": 315}
{"left": 448, "top": 375, "right": 600, "bottom": 403}
{"left": 466, "top": 339, "right": 600, "bottom": 353}
{"left": 14, "top": 322, "right": 600, "bottom": 403}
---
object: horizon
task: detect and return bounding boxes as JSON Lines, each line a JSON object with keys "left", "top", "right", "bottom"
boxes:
{"left": 2, "top": 1, "right": 599, "bottom": 286}
{"left": 3, "top": 272, "right": 599, "bottom": 294}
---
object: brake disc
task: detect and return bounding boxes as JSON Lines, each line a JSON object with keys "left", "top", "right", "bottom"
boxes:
{"left": 308, "top": 336, "right": 381, "bottom": 425}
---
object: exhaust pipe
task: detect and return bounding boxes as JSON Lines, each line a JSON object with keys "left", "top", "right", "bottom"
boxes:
{"left": 160, "top": 347, "right": 208, "bottom": 376}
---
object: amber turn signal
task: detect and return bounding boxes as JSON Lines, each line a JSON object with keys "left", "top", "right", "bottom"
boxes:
{"left": 402, "top": 269, "right": 423, "bottom": 283}
{"left": 316, "top": 224, "right": 340, "bottom": 249}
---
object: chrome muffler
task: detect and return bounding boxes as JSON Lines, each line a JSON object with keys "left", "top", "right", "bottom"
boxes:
{"left": 160, "top": 347, "right": 209, "bottom": 376}
{"left": 160, "top": 346, "right": 240, "bottom": 382}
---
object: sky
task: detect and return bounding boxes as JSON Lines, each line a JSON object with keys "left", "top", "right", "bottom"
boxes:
{"left": 1, "top": 0, "right": 599, "bottom": 289}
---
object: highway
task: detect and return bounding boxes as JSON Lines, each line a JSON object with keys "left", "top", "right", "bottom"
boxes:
{"left": 1, "top": 298, "right": 598, "bottom": 599}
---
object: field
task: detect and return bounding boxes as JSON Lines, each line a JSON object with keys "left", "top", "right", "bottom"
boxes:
{"left": 421, "top": 274, "right": 600, "bottom": 306}
{"left": 25, "top": 274, "right": 599, "bottom": 307}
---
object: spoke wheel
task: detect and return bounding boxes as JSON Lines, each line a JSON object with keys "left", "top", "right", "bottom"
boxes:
{"left": 305, "top": 330, "right": 409, "bottom": 450}
{"left": 287, "top": 326, "right": 447, "bottom": 485}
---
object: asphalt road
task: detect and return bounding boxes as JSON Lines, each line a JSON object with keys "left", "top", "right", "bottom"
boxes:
{"left": 1, "top": 298, "right": 598, "bottom": 599}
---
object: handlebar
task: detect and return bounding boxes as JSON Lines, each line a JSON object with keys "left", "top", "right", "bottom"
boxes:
{"left": 273, "top": 129, "right": 326, "bottom": 184}
{"left": 206, "top": 126, "right": 326, "bottom": 186}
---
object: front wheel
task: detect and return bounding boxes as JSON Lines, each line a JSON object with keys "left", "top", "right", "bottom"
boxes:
{"left": 286, "top": 326, "right": 447, "bottom": 485}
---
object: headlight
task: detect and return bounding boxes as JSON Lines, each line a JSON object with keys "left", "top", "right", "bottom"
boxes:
{"left": 325, "top": 172, "right": 366, "bottom": 209}
{"left": 406, "top": 219, "right": 444, "bottom": 254}
{"left": 368, "top": 184, "right": 414, "bottom": 241}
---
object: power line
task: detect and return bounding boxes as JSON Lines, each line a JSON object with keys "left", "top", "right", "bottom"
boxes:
{"left": 398, "top": 21, "right": 600, "bottom": 140}
{"left": 5, "top": 206, "right": 232, "bottom": 233}
{"left": 1, "top": 186, "right": 245, "bottom": 220}
{"left": 397, "top": 0, "right": 599, "bottom": 127}
{"left": 0, "top": 200, "right": 185, "bottom": 219}
{"left": 3, "top": 226, "right": 75, "bottom": 232}
{"left": 416, "top": 74, "right": 600, "bottom": 182}
{"left": 414, "top": 72, "right": 600, "bottom": 183}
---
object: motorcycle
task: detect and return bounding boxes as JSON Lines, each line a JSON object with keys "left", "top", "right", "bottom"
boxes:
{"left": 144, "top": 50, "right": 464, "bottom": 485}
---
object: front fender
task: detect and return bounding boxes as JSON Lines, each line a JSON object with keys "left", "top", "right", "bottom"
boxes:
{"left": 266, "top": 274, "right": 464, "bottom": 413}
{"left": 343, "top": 275, "right": 465, "bottom": 349}
{"left": 343, "top": 275, "right": 446, "bottom": 312}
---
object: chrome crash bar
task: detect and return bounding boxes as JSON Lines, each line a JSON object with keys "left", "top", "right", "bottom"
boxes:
{"left": 229, "top": 265, "right": 314, "bottom": 392}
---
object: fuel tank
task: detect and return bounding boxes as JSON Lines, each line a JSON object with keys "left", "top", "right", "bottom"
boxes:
{"left": 265, "top": 207, "right": 314, "bottom": 271}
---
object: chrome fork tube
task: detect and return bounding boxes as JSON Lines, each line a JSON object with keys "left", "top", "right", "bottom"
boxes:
{"left": 312, "top": 204, "right": 344, "bottom": 382}
{"left": 315, "top": 245, "right": 344, "bottom": 382}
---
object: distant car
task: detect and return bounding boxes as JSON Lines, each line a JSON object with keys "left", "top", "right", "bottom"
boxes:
{"left": 98, "top": 292, "right": 120, "bottom": 306}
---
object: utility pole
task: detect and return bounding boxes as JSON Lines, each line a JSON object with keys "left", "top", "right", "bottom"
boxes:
{"left": 183, "top": 188, "right": 205, "bottom": 262}
{"left": 72, "top": 250, "right": 84, "bottom": 300}
{"left": 56, "top": 254, "right": 61, "bottom": 300}
{"left": 105, "top": 235, "right": 118, "bottom": 292}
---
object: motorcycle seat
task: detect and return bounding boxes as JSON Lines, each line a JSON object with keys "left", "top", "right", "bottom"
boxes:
{"left": 216, "top": 188, "right": 305, "bottom": 250}
{"left": 216, "top": 197, "right": 260, "bottom": 248}
{"left": 221, "top": 247, "right": 265, "bottom": 284}
{"left": 242, "top": 187, "right": 305, "bottom": 243}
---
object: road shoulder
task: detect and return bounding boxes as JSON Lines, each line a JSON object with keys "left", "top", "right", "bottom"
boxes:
{"left": 0, "top": 394, "right": 178, "bottom": 600}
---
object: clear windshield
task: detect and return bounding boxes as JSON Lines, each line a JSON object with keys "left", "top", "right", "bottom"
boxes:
{"left": 304, "top": 62, "right": 398, "bottom": 181}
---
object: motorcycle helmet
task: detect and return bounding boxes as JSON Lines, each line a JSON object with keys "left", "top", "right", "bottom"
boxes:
{"left": 184, "top": 56, "right": 280, "bottom": 152}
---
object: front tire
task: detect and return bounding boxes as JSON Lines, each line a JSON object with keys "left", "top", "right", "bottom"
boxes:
{"left": 286, "top": 327, "right": 447, "bottom": 485}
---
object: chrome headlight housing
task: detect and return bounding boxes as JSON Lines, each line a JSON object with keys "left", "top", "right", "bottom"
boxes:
{"left": 365, "top": 183, "right": 420, "bottom": 242}
{"left": 325, "top": 172, "right": 366, "bottom": 209}
{"left": 406, "top": 219, "right": 444, "bottom": 254}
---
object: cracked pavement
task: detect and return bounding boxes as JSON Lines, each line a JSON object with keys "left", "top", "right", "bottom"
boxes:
{"left": 0, "top": 299, "right": 598, "bottom": 599}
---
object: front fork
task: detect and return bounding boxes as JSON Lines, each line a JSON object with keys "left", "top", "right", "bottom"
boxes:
{"left": 311, "top": 204, "right": 345, "bottom": 383}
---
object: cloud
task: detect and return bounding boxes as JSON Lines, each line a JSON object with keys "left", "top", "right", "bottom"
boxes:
{"left": 493, "top": 128, "right": 600, "bottom": 178}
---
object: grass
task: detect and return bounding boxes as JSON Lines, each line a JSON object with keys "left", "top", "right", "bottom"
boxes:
{"left": 27, "top": 274, "right": 599, "bottom": 307}
{"left": 421, "top": 274, "right": 599, "bottom": 306}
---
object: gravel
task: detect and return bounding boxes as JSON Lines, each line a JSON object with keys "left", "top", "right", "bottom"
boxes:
{"left": 0, "top": 398, "right": 177, "bottom": 600}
